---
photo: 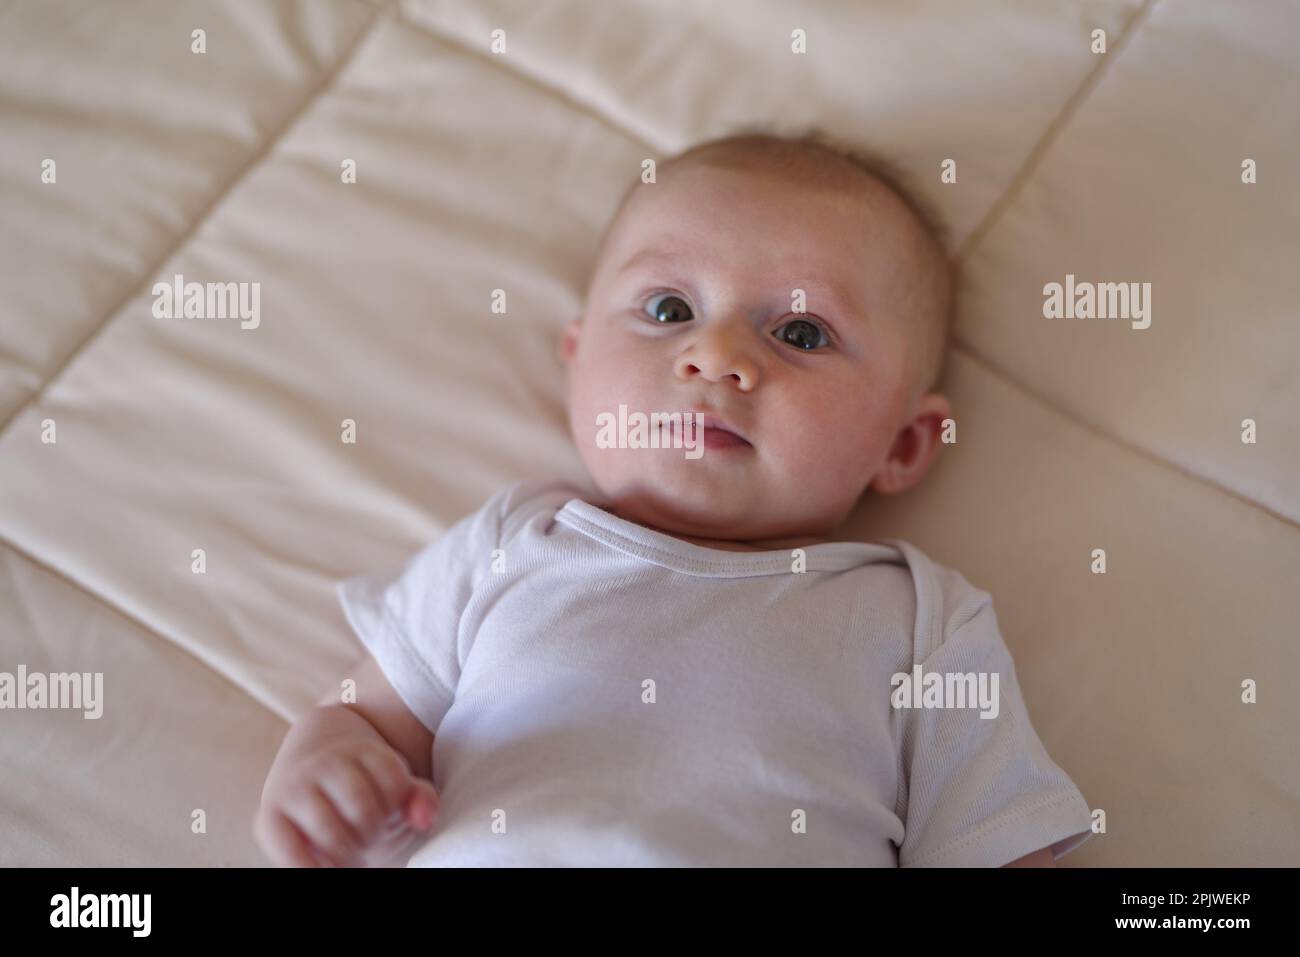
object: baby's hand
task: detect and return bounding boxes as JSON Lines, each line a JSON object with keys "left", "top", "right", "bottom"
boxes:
{"left": 255, "top": 733, "right": 440, "bottom": 867}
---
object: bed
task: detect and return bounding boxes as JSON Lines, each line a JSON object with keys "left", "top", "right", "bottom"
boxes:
{"left": 1, "top": 0, "right": 1296, "bottom": 866}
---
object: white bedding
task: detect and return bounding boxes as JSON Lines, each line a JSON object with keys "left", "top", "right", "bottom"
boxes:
{"left": 1, "top": 0, "right": 1296, "bottom": 866}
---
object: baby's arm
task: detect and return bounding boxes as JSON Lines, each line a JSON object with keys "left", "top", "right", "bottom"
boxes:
{"left": 321, "top": 653, "right": 437, "bottom": 781}
{"left": 253, "top": 653, "right": 440, "bottom": 867}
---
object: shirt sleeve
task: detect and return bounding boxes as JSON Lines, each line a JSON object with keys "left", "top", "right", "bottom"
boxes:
{"left": 895, "top": 596, "right": 1095, "bottom": 867}
{"left": 335, "top": 496, "right": 505, "bottom": 737}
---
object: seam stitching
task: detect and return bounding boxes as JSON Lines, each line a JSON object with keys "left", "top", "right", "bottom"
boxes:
{"left": 956, "top": 0, "right": 1162, "bottom": 263}
{"left": 0, "top": 534, "right": 285, "bottom": 725}
{"left": 0, "top": 0, "right": 395, "bottom": 440}
{"left": 907, "top": 786, "right": 1084, "bottom": 867}
{"left": 389, "top": 3, "right": 657, "bottom": 155}
{"left": 948, "top": 339, "right": 1300, "bottom": 532}
{"left": 943, "top": 0, "right": 1295, "bottom": 528}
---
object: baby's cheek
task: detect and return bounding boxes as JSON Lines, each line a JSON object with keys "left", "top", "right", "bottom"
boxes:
{"left": 793, "top": 407, "right": 885, "bottom": 487}
{"left": 577, "top": 339, "right": 640, "bottom": 404}
{"left": 788, "top": 396, "right": 867, "bottom": 451}
{"left": 567, "top": 375, "right": 609, "bottom": 458}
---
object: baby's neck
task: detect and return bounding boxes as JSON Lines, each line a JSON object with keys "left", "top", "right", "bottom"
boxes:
{"left": 604, "top": 506, "right": 826, "bottom": 553}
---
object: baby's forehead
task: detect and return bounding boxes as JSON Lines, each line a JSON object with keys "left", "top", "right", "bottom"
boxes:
{"left": 602, "top": 159, "right": 922, "bottom": 292}
{"left": 633, "top": 151, "right": 920, "bottom": 248}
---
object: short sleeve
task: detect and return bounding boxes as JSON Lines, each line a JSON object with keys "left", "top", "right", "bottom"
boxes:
{"left": 895, "top": 598, "right": 1094, "bottom": 867}
{"left": 335, "top": 495, "right": 505, "bottom": 737}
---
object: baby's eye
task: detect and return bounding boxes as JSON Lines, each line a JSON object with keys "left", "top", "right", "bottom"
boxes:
{"left": 773, "top": 317, "right": 830, "bottom": 351}
{"left": 644, "top": 293, "right": 693, "bottom": 324}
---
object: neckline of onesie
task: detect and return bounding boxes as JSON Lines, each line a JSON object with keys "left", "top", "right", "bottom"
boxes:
{"left": 554, "top": 497, "right": 897, "bottom": 579}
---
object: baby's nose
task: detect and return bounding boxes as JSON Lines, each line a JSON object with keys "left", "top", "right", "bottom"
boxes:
{"left": 673, "top": 330, "right": 759, "bottom": 390}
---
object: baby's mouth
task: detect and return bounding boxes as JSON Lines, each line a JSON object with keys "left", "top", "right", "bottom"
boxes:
{"left": 669, "top": 414, "right": 753, "bottom": 449}
{"left": 700, "top": 427, "right": 752, "bottom": 450}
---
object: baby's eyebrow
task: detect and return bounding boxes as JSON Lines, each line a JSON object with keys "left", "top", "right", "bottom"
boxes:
{"left": 794, "top": 279, "right": 867, "bottom": 325}
{"left": 614, "top": 248, "right": 682, "bottom": 277}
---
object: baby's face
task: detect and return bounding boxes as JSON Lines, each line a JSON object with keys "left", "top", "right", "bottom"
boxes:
{"left": 561, "top": 161, "right": 945, "bottom": 544}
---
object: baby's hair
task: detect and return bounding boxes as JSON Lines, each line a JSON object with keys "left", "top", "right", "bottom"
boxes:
{"left": 598, "top": 127, "right": 956, "bottom": 400}
{"left": 669, "top": 125, "right": 952, "bottom": 248}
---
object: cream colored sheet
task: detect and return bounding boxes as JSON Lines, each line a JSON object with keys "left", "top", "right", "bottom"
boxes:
{"left": 1, "top": 0, "right": 1295, "bottom": 866}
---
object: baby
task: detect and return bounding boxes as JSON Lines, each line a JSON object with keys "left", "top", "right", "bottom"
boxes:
{"left": 254, "top": 131, "right": 1094, "bottom": 867}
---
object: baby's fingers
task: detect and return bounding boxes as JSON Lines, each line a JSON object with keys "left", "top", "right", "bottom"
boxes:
{"left": 358, "top": 748, "right": 426, "bottom": 820}
{"left": 256, "top": 807, "right": 331, "bottom": 868}
{"left": 405, "top": 779, "right": 440, "bottom": 830}
{"left": 316, "top": 758, "right": 389, "bottom": 844}
{"left": 291, "top": 785, "right": 364, "bottom": 865}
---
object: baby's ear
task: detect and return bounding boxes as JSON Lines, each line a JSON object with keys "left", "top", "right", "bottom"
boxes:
{"left": 870, "top": 392, "right": 951, "bottom": 496}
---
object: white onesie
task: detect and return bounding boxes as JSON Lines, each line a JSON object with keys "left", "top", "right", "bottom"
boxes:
{"left": 337, "top": 477, "right": 1094, "bottom": 867}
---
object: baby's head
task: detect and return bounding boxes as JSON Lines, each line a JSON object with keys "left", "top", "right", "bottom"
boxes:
{"left": 560, "top": 131, "right": 955, "bottom": 545}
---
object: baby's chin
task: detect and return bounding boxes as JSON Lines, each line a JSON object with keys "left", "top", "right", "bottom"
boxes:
{"left": 585, "top": 463, "right": 735, "bottom": 522}
{"left": 584, "top": 462, "right": 830, "bottom": 544}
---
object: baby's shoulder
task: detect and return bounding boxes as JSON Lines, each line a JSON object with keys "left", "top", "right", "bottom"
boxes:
{"left": 488, "top": 475, "right": 597, "bottom": 545}
{"left": 868, "top": 539, "right": 997, "bottom": 664}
